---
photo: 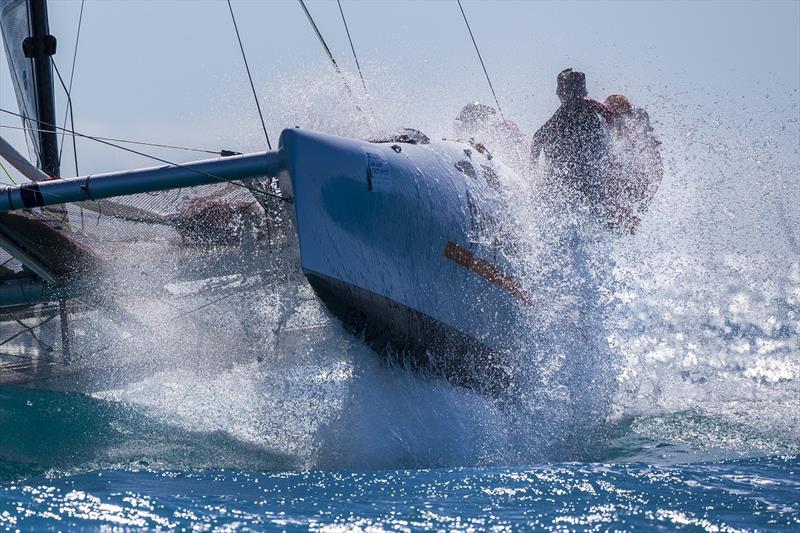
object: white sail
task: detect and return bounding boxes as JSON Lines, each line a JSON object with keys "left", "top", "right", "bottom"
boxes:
{"left": 0, "top": 0, "right": 41, "bottom": 165}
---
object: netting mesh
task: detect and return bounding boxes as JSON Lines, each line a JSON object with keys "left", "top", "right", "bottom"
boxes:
{"left": 65, "top": 182, "right": 259, "bottom": 242}
{"left": 0, "top": 0, "right": 303, "bottom": 383}
{"left": 0, "top": 175, "right": 300, "bottom": 384}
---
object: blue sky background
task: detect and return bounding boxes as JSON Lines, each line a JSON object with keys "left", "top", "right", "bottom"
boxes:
{"left": 0, "top": 0, "right": 798, "bottom": 251}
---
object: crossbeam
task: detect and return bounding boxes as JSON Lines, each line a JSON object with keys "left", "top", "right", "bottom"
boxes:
{"left": 0, "top": 150, "right": 281, "bottom": 213}
{"left": 0, "top": 276, "right": 76, "bottom": 308}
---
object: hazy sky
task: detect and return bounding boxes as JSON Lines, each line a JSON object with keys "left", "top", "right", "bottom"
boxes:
{"left": 0, "top": 0, "right": 798, "bottom": 258}
{"left": 1, "top": 0, "right": 797, "bottom": 174}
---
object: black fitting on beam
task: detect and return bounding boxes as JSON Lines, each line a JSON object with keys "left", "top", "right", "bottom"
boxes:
{"left": 22, "top": 34, "right": 57, "bottom": 58}
{"left": 19, "top": 183, "right": 44, "bottom": 208}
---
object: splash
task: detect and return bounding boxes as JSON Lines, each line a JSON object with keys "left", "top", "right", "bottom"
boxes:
{"left": 75, "top": 75, "right": 629, "bottom": 470}
{"left": 3, "top": 72, "right": 797, "bottom": 475}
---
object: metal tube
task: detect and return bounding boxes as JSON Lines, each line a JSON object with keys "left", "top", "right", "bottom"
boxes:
{"left": 0, "top": 136, "right": 51, "bottom": 182}
{"left": 0, "top": 276, "right": 57, "bottom": 308}
{"left": 0, "top": 230, "right": 56, "bottom": 283}
{"left": 0, "top": 150, "right": 281, "bottom": 213}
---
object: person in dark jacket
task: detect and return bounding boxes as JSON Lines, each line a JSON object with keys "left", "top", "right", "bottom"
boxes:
{"left": 530, "top": 68, "right": 612, "bottom": 207}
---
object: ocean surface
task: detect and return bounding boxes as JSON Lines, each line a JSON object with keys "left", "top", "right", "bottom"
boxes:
{"left": 0, "top": 457, "right": 798, "bottom": 531}
{"left": 0, "top": 232, "right": 797, "bottom": 532}
{"left": 1, "top": 51, "right": 799, "bottom": 533}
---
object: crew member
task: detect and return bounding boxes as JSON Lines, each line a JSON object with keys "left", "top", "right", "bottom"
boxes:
{"left": 602, "top": 94, "right": 663, "bottom": 233}
{"left": 530, "top": 69, "right": 611, "bottom": 207}
{"left": 454, "top": 102, "right": 526, "bottom": 164}
{"left": 603, "top": 93, "right": 634, "bottom": 135}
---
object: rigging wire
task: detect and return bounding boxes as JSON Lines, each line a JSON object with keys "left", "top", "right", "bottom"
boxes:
{"left": 297, "top": 0, "right": 358, "bottom": 102}
{"left": 0, "top": 107, "right": 291, "bottom": 203}
{"left": 51, "top": 59, "right": 80, "bottom": 178}
{"left": 456, "top": 0, "right": 505, "bottom": 120}
{"left": 336, "top": 0, "right": 367, "bottom": 93}
{"left": 298, "top": 0, "right": 342, "bottom": 76}
{"left": 15, "top": 318, "right": 55, "bottom": 353}
{"left": 78, "top": 287, "right": 245, "bottom": 360}
{"left": 58, "top": 0, "right": 85, "bottom": 160}
{"left": 51, "top": 59, "right": 82, "bottom": 227}
{"left": 0, "top": 159, "right": 17, "bottom": 185}
{"left": 0, "top": 123, "right": 227, "bottom": 155}
{"left": 0, "top": 313, "right": 57, "bottom": 349}
{"left": 226, "top": 0, "right": 272, "bottom": 150}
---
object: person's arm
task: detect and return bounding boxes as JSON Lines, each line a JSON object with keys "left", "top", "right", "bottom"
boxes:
{"left": 586, "top": 98, "right": 614, "bottom": 124}
{"left": 530, "top": 123, "right": 547, "bottom": 164}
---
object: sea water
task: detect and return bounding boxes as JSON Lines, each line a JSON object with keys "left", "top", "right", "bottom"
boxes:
{"left": 0, "top": 458, "right": 798, "bottom": 531}
{"left": 1, "top": 76, "right": 798, "bottom": 530}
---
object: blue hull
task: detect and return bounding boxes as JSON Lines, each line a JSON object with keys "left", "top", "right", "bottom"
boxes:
{"left": 278, "top": 129, "right": 527, "bottom": 391}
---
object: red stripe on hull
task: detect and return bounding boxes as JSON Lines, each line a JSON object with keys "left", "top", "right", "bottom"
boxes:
{"left": 443, "top": 241, "right": 533, "bottom": 305}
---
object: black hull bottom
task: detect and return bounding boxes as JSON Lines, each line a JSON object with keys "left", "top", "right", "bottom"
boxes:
{"left": 304, "top": 270, "right": 510, "bottom": 395}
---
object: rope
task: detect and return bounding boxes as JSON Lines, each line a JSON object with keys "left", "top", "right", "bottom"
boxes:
{"left": 227, "top": 0, "right": 272, "bottom": 150}
{"left": 58, "top": 0, "right": 85, "bottom": 160}
{"left": 1, "top": 123, "right": 225, "bottom": 155}
{"left": 337, "top": 0, "right": 367, "bottom": 93}
{"left": 0, "top": 107, "right": 291, "bottom": 203}
{"left": 456, "top": 0, "right": 505, "bottom": 120}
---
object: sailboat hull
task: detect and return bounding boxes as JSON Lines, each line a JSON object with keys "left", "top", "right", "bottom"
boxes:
{"left": 279, "top": 128, "right": 526, "bottom": 392}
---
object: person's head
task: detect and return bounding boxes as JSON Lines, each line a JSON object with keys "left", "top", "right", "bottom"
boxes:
{"left": 604, "top": 94, "right": 633, "bottom": 116}
{"left": 556, "top": 68, "right": 587, "bottom": 102}
{"left": 454, "top": 102, "right": 497, "bottom": 137}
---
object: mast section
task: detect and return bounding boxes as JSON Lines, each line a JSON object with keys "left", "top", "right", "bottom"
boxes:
{"left": 23, "top": 0, "right": 58, "bottom": 177}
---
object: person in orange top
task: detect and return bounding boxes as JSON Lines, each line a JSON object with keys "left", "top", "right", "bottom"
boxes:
{"left": 602, "top": 94, "right": 663, "bottom": 233}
